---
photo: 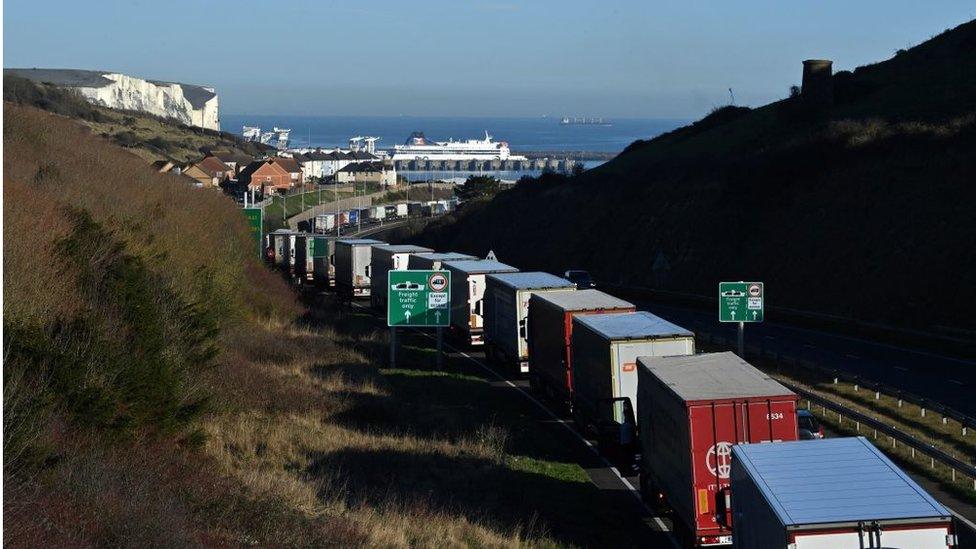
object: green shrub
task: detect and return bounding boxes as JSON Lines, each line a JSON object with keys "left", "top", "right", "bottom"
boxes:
{"left": 4, "top": 210, "right": 217, "bottom": 440}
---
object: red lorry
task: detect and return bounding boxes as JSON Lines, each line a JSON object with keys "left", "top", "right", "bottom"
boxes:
{"left": 527, "top": 289, "right": 635, "bottom": 411}
{"left": 636, "top": 352, "right": 799, "bottom": 547}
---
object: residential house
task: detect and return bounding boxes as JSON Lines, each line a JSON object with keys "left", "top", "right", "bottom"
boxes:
{"left": 335, "top": 160, "right": 397, "bottom": 188}
{"left": 238, "top": 158, "right": 292, "bottom": 194}
{"left": 207, "top": 150, "right": 254, "bottom": 176}
{"left": 274, "top": 156, "right": 305, "bottom": 185}
{"left": 294, "top": 149, "right": 337, "bottom": 181}
{"left": 183, "top": 156, "right": 232, "bottom": 187}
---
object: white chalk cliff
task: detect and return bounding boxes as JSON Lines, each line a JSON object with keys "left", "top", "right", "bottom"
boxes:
{"left": 5, "top": 68, "right": 220, "bottom": 131}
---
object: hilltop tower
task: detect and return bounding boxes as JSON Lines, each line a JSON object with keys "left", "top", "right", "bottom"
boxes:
{"left": 801, "top": 59, "right": 834, "bottom": 108}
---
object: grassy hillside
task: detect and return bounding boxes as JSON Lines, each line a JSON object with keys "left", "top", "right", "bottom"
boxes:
{"left": 413, "top": 20, "right": 976, "bottom": 337}
{"left": 3, "top": 74, "right": 267, "bottom": 163}
{"left": 5, "top": 103, "right": 636, "bottom": 546}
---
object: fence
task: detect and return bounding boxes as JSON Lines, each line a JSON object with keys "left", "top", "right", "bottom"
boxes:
{"left": 287, "top": 191, "right": 387, "bottom": 229}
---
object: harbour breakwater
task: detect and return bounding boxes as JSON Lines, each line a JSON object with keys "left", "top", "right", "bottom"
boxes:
{"left": 394, "top": 157, "right": 567, "bottom": 172}
{"left": 393, "top": 153, "right": 610, "bottom": 173}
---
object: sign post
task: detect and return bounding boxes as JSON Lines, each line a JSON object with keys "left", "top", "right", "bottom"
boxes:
{"left": 243, "top": 207, "right": 263, "bottom": 259}
{"left": 719, "top": 281, "right": 764, "bottom": 357}
{"left": 388, "top": 270, "right": 452, "bottom": 367}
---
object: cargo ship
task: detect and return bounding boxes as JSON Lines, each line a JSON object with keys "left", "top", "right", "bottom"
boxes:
{"left": 390, "top": 131, "right": 527, "bottom": 162}
{"left": 559, "top": 117, "right": 612, "bottom": 126}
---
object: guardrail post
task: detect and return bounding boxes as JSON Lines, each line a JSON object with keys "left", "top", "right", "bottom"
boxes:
{"left": 941, "top": 415, "right": 948, "bottom": 425}
{"left": 873, "top": 429, "right": 877, "bottom": 439}
{"left": 875, "top": 390, "right": 880, "bottom": 400}
{"left": 855, "top": 421, "right": 860, "bottom": 433}
{"left": 920, "top": 407, "right": 926, "bottom": 418}
{"left": 833, "top": 377, "right": 838, "bottom": 384}
{"left": 963, "top": 426, "right": 968, "bottom": 436}
{"left": 952, "top": 469, "right": 956, "bottom": 482}
{"left": 911, "top": 447, "right": 916, "bottom": 459}
{"left": 854, "top": 383, "right": 859, "bottom": 392}
{"left": 890, "top": 436, "right": 895, "bottom": 449}
{"left": 897, "top": 398, "right": 903, "bottom": 408}
{"left": 930, "top": 457, "right": 935, "bottom": 469}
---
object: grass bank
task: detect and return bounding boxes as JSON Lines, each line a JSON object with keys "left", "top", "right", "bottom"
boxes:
{"left": 4, "top": 102, "right": 642, "bottom": 546}
{"left": 3, "top": 74, "right": 267, "bottom": 164}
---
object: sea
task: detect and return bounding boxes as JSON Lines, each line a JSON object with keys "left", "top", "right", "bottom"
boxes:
{"left": 222, "top": 115, "right": 685, "bottom": 181}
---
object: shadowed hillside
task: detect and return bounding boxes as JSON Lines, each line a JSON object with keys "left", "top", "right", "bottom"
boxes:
{"left": 413, "top": 20, "right": 976, "bottom": 337}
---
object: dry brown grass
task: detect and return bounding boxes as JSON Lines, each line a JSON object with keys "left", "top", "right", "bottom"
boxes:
{"left": 202, "top": 316, "right": 544, "bottom": 547}
{"left": 3, "top": 102, "right": 299, "bottom": 327}
{"left": 3, "top": 103, "right": 560, "bottom": 547}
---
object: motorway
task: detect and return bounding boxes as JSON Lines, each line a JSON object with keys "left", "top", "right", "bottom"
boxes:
{"left": 433, "top": 343, "right": 680, "bottom": 548}
{"left": 633, "top": 301, "right": 976, "bottom": 416}
{"left": 348, "top": 300, "right": 679, "bottom": 547}
{"left": 349, "top": 298, "right": 976, "bottom": 547}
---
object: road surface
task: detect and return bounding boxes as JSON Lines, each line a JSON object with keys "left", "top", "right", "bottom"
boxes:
{"left": 349, "top": 301, "right": 678, "bottom": 547}
{"left": 635, "top": 301, "right": 976, "bottom": 416}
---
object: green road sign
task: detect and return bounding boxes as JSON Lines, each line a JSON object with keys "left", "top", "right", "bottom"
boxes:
{"left": 244, "top": 207, "right": 263, "bottom": 258}
{"left": 388, "top": 270, "right": 451, "bottom": 327}
{"left": 719, "top": 281, "right": 764, "bottom": 323}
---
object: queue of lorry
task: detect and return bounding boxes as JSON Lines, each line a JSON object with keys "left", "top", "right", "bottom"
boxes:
{"left": 263, "top": 233, "right": 959, "bottom": 549}
{"left": 310, "top": 198, "right": 457, "bottom": 234}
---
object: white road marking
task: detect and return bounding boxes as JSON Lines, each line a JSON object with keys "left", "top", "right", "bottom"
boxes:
{"left": 352, "top": 302, "right": 678, "bottom": 546}
{"left": 763, "top": 335, "right": 776, "bottom": 340}
{"left": 435, "top": 338, "right": 677, "bottom": 544}
{"left": 949, "top": 379, "right": 964, "bottom": 386}
{"left": 894, "top": 366, "right": 909, "bottom": 372}
{"left": 845, "top": 353, "right": 860, "bottom": 359}
{"left": 803, "top": 344, "right": 816, "bottom": 349}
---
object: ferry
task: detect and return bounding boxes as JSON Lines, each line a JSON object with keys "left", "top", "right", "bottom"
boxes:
{"left": 390, "top": 131, "right": 527, "bottom": 162}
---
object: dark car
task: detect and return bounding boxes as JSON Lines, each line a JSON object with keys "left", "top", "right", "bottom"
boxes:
{"left": 564, "top": 269, "right": 595, "bottom": 289}
{"left": 797, "top": 409, "right": 824, "bottom": 439}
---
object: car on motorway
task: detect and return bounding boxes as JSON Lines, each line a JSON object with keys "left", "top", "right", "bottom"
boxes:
{"left": 797, "top": 409, "right": 825, "bottom": 439}
{"left": 563, "top": 269, "right": 596, "bottom": 288}
{"left": 391, "top": 281, "right": 423, "bottom": 291}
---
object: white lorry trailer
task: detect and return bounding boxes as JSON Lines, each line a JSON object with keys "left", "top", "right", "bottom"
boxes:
{"left": 315, "top": 214, "right": 336, "bottom": 233}
{"left": 483, "top": 272, "right": 576, "bottom": 374}
{"left": 571, "top": 312, "right": 695, "bottom": 437}
{"left": 269, "top": 229, "right": 295, "bottom": 269}
{"left": 408, "top": 252, "right": 477, "bottom": 271}
{"left": 369, "top": 205, "right": 387, "bottom": 222}
{"left": 334, "top": 239, "right": 385, "bottom": 298}
{"left": 443, "top": 259, "right": 518, "bottom": 346}
{"left": 730, "top": 437, "right": 956, "bottom": 549}
{"left": 369, "top": 244, "right": 433, "bottom": 309}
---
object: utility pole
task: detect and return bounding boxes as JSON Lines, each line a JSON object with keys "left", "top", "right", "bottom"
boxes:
{"left": 737, "top": 321, "right": 745, "bottom": 358}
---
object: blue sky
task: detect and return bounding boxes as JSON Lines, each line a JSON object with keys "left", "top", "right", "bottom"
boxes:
{"left": 4, "top": 1, "right": 974, "bottom": 118}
